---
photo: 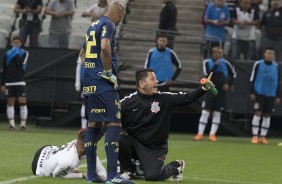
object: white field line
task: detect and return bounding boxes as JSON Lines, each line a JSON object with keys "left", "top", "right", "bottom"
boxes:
{"left": 0, "top": 159, "right": 107, "bottom": 184}
{"left": 0, "top": 160, "right": 272, "bottom": 184}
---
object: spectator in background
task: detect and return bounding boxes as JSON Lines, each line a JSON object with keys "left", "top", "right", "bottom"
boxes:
{"left": 251, "top": 0, "right": 262, "bottom": 14}
{"left": 46, "top": 0, "right": 75, "bottom": 48}
{"left": 204, "top": 0, "right": 230, "bottom": 58}
{"left": 194, "top": 47, "right": 236, "bottom": 142}
{"left": 231, "top": 0, "right": 260, "bottom": 60}
{"left": 158, "top": 0, "right": 177, "bottom": 49}
{"left": 81, "top": 0, "right": 108, "bottom": 22}
{"left": 260, "top": 0, "right": 282, "bottom": 61}
{"left": 14, "top": 0, "right": 43, "bottom": 47}
{"left": 144, "top": 35, "right": 182, "bottom": 92}
{"left": 226, "top": 0, "right": 239, "bottom": 13}
{"left": 0, "top": 36, "right": 29, "bottom": 131}
{"left": 250, "top": 47, "right": 281, "bottom": 144}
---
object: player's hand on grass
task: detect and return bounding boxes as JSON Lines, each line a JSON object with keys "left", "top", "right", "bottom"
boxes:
{"left": 250, "top": 94, "right": 256, "bottom": 101}
{"left": 98, "top": 70, "right": 118, "bottom": 89}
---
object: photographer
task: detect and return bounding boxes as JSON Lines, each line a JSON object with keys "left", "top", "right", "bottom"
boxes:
{"left": 14, "top": 0, "right": 43, "bottom": 47}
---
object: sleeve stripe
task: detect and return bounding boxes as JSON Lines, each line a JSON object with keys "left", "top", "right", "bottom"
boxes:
{"left": 223, "top": 59, "right": 236, "bottom": 78}
{"left": 23, "top": 51, "right": 29, "bottom": 65}
{"left": 120, "top": 91, "right": 137, "bottom": 103}
{"left": 250, "top": 61, "right": 260, "bottom": 82}
{"left": 144, "top": 49, "right": 153, "bottom": 68}
{"left": 203, "top": 59, "right": 209, "bottom": 76}
{"left": 170, "top": 49, "right": 182, "bottom": 68}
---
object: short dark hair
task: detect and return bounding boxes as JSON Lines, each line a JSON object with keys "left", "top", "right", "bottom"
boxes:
{"left": 156, "top": 34, "right": 168, "bottom": 40}
{"left": 12, "top": 36, "right": 21, "bottom": 41}
{"left": 135, "top": 68, "right": 154, "bottom": 88}
{"left": 264, "top": 47, "right": 275, "bottom": 53}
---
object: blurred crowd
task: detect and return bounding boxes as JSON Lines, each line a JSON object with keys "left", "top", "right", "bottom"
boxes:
{"left": 203, "top": 0, "right": 282, "bottom": 62}
{"left": 0, "top": 0, "right": 111, "bottom": 49}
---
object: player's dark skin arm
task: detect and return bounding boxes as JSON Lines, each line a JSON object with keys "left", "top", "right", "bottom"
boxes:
{"left": 101, "top": 38, "right": 112, "bottom": 71}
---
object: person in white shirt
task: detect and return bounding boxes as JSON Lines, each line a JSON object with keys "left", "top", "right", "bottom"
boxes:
{"left": 81, "top": 0, "right": 108, "bottom": 22}
{"left": 31, "top": 132, "right": 106, "bottom": 180}
{"left": 75, "top": 49, "right": 87, "bottom": 132}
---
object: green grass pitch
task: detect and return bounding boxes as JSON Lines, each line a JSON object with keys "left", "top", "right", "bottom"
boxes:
{"left": 0, "top": 122, "right": 282, "bottom": 184}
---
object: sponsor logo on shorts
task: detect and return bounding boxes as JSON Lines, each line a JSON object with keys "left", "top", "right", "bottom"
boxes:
{"left": 83, "top": 86, "right": 96, "bottom": 94}
{"left": 91, "top": 109, "right": 106, "bottom": 113}
{"left": 84, "top": 62, "right": 95, "bottom": 68}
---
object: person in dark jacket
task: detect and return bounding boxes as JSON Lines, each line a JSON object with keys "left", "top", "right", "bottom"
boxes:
{"left": 158, "top": 0, "right": 177, "bottom": 49}
{"left": 249, "top": 47, "right": 281, "bottom": 144}
{"left": 118, "top": 68, "right": 212, "bottom": 182}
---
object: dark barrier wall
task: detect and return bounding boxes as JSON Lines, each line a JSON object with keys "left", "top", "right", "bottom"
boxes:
{"left": 226, "top": 61, "right": 282, "bottom": 116}
{"left": 0, "top": 48, "right": 80, "bottom": 103}
{"left": 0, "top": 48, "right": 282, "bottom": 133}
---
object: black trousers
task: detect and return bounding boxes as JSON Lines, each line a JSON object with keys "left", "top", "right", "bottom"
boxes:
{"left": 118, "top": 134, "right": 179, "bottom": 181}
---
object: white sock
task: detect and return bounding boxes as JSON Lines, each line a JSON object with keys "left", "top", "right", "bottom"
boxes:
{"left": 81, "top": 104, "right": 87, "bottom": 129}
{"left": 96, "top": 156, "right": 107, "bottom": 179}
{"left": 20, "top": 105, "right": 28, "bottom": 127}
{"left": 260, "top": 116, "right": 270, "bottom": 137}
{"left": 252, "top": 115, "right": 261, "bottom": 137}
{"left": 7, "top": 105, "right": 15, "bottom": 127}
{"left": 198, "top": 110, "right": 210, "bottom": 134}
{"left": 210, "top": 111, "right": 221, "bottom": 135}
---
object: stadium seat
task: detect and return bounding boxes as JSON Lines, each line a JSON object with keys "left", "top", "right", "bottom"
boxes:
{"left": 0, "top": 29, "right": 8, "bottom": 48}
{"left": 0, "top": 3, "right": 16, "bottom": 18}
{"left": 38, "top": 31, "right": 50, "bottom": 48}
{"left": 0, "top": 15, "right": 12, "bottom": 33}
{"left": 41, "top": 17, "right": 51, "bottom": 33}
{"left": 0, "top": 0, "right": 17, "bottom": 5}
{"left": 76, "top": 0, "right": 98, "bottom": 9}
{"left": 72, "top": 18, "right": 91, "bottom": 34}
{"left": 68, "top": 33, "right": 85, "bottom": 49}
{"left": 14, "top": 16, "right": 21, "bottom": 30}
{"left": 73, "top": 9, "right": 89, "bottom": 19}
{"left": 255, "top": 29, "right": 261, "bottom": 51}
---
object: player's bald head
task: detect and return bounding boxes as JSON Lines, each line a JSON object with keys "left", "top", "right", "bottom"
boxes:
{"left": 105, "top": 1, "right": 125, "bottom": 25}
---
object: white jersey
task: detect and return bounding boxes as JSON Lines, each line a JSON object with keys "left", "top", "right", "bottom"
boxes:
{"left": 36, "top": 140, "right": 81, "bottom": 178}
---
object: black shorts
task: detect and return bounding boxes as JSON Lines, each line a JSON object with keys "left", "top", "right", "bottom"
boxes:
{"left": 31, "top": 145, "right": 51, "bottom": 175}
{"left": 5, "top": 85, "right": 26, "bottom": 97}
{"left": 84, "top": 90, "right": 121, "bottom": 123}
{"left": 202, "top": 90, "right": 226, "bottom": 111}
{"left": 253, "top": 94, "right": 275, "bottom": 114}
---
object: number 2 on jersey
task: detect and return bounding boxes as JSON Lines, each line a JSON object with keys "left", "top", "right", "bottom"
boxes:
{"left": 86, "top": 31, "right": 97, "bottom": 59}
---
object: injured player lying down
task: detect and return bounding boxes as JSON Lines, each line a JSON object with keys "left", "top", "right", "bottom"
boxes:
{"left": 31, "top": 131, "right": 106, "bottom": 180}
